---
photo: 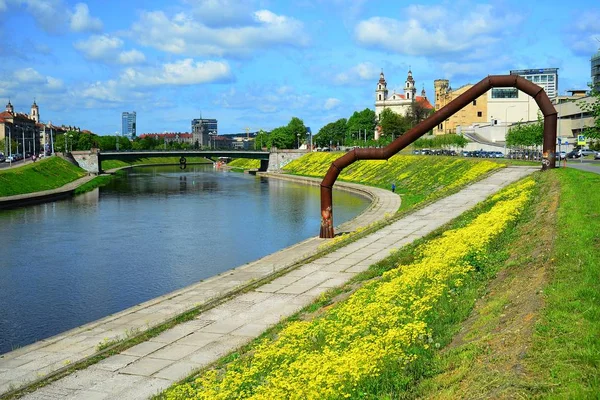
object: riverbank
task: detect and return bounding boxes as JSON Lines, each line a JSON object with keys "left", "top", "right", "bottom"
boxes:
{"left": 0, "top": 174, "right": 398, "bottom": 398}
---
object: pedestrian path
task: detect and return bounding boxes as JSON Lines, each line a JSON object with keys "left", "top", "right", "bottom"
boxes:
{"left": 1, "top": 167, "right": 536, "bottom": 399}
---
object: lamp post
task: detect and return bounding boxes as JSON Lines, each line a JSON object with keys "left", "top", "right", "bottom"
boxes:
{"left": 6, "top": 125, "right": 12, "bottom": 166}
{"left": 297, "top": 132, "right": 300, "bottom": 149}
{"left": 69, "top": 134, "right": 73, "bottom": 152}
{"left": 50, "top": 124, "right": 55, "bottom": 156}
{"left": 115, "top": 131, "right": 119, "bottom": 151}
{"left": 64, "top": 133, "right": 68, "bottom": 154}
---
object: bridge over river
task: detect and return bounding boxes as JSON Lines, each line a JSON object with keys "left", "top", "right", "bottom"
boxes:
{"left": 69, "top": 148, "right": 307, "bottom": 174}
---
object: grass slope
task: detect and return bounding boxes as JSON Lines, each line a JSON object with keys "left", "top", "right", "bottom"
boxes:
{"left": 408, "top": 168, "right": 600, "bottom": 399}
{"left": 227, "top": 158, "right": 260, "bottom": 171}
{"left": 101, "top": 156, "right": 212, "bottom": 170}
{"left": 283, "top": 153, "right": 503, "bottom": 209}
{"left": 0, "top": 157, "right": 87, "bottom": 197}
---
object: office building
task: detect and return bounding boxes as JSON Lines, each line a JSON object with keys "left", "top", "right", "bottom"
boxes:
{"left": 510, "top": 68, "right": 558, "bottom": 98}
{"left": 191, "top": 118, "right": 218, "bottom": 147}
{"left": 121, "top": 111, "right": 136, "bottom": 138}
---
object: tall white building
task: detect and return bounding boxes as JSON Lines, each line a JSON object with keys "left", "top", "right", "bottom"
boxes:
{"left": 375, "top": 69, "right": 433, "bottom": 120}
{"left": 510, "top": 68, "right": 558, "bottom": 98}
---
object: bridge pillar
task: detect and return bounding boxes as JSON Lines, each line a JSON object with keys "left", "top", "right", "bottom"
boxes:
{"left": 259, "top": 159, "right": 269, "bottom": 172}
{"left": 70, "top": 149, "right": 99, "bottom": 175}
{"left": 267, "top": 148, "right": 308, "bottom": 172}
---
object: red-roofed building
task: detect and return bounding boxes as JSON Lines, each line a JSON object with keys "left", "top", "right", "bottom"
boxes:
{"left": 374, "top": 70, "right": 433, "bottom": 132}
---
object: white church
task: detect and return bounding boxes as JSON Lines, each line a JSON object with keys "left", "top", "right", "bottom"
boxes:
{"left": 374, "top": 69, "right": 433, "bottom": 120}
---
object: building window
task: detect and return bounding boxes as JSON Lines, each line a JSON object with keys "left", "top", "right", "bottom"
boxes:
{"left": 379, "top": 94, "right": 382, "bottom": 100}
{"left": 472, "top": 100, "right": 477, "bottom": 106}
{"left": 477, "top": 111, "right": 482, "bottom": 117}
{"left": 438, "top": 123, "right": 443, "bottom": 130}
{"left": 493, "top": 119, "right": 498, "bottom": 125}
{"left": 491, "top": 88, "right": 518, "bottom": 98}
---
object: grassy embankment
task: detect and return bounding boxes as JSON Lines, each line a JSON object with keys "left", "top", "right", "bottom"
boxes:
{"left": 0, "top": 157, "right": 87, "bottom": 197}
{"left": 283, "top": 153, "right": 503, "bottom": 210}
{"left": 158, "top": 165, "right": 599, "bottom": 399}
{"left": 101, "top": 156, "right": 212, "bottom": 171}
{"left": 227, "top": 158, "right": 261, "bottom": 172}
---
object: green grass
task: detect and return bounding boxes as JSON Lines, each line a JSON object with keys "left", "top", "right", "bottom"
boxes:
{"left": 0, "top": 157, "right": 87, "bottom": 197}
{"left": 526, "top": 168, "right": 600, "bottom": 397}
{"left": 73, "top": 174, "right": 116, "bottom": 195}
{"left": 283, "top": 153, "right": 503, "bottom": 211}
{"left": 227, "top": 158, "right": 260, "bottom": 171}
{"left": 101, "top": 156, "right": 212, "bottom": 171}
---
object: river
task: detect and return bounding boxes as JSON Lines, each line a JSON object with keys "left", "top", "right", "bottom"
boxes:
{"left": 0, "top": 165, "right": 369, "bottom": 355}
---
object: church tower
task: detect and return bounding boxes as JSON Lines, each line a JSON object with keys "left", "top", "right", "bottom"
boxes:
{"left": 375, "top": 71, "right": 388, "bottom": 102}
{"left": 404, "top": 69, "right": 417, "bottom": 101}
{"left": 30, "top": 100, "right": 39, "bottom": 123}
{"left": 6, "top": 99, "right": 14, "bottom": 114}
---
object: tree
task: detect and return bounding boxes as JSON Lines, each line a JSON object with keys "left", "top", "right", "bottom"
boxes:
{"left": 378, "top": 108, "right": 409, "bottom": 140}
{"left": 409, "top": 100, "right": 433, "bottom": 127}
{"left": 1, "top": 137, "right": 19, "bottom": 155}
{"left": 287, "top": 117, "right": 307, "bottom": 148}
{"left": 580, "top": 86, "right": 600, "bottom": 144}
{"left": 254, "top": 130, "right": 269, "bottom": 150}
{"left": 314, "top": 118, "right": 347, "bottom": 147}
{"left": 347, "top": 108, "right": 376, "bottom": 142}
{"left": 506, "top": 117, "right": 543, "bottom": 148}
{"left": 269, "top": 126, "right": 292, "bottom": 149}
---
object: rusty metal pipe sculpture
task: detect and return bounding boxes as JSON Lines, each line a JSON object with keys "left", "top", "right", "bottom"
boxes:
{"left": 319, "top": 75, "right": 557, "bottom": 238}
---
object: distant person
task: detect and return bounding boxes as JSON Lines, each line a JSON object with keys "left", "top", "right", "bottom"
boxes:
{"left": 391, "top": 183, "right": 396, "bottom": 193}
{"left": 32, "top": 154, "right": 36, "bottom": 162}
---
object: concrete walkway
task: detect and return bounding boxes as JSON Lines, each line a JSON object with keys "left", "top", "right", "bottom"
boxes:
{"left": 1, "top": 167, "right": 536, "bottom": 399}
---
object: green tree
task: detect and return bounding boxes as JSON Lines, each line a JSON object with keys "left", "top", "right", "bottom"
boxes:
{"left": 270, "top": 126, "right": 292, "bottom": 149}
{"left": 347, "top": 108, "right": 376, "bottom": 142}
{"left": 580, "top": 87, "right": 600, "bottom": 143}
{"left": 506, "top": 117, "right": 543, "bottom": 148}
{"left": 1, "top": 137, "right": 19, "bottom": 155}
{"left": 287, "top": 117, "right": 307, "bottom": 148}
{"left": 378, "top": 108, "right": 409, "bottom": 140}
{"left": 314, "top": 118, "right": 347, "bottom": 147}
{"left": 254, "top": 130, "right": 269, "bottom": 150}
{"left": 409, "top": 100, "right": 433, "bottom": 127}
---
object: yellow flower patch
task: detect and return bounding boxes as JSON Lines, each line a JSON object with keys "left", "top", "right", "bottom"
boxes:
{"left": 163, "top": 177, "right": 535, "bottom": 400}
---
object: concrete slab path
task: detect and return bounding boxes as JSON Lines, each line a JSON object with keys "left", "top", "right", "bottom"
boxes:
{"left": 1, "top": 167, "right": 537, "bottom": 399}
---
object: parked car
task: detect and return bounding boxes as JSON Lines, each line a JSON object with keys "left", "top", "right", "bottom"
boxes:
{"left": 567, "top": 150, "right": 581, "bottom": 158}
{"left": 5, "top": 155, "right": 15, "bottom": 162}
{"left": 595, "top": 151, "right": 600, "bottom": 160}
{"left": 557, "top": 151, "right": 567, "bottom": 160}
{"left": 580, "top": 149, "right": 596, "bottom": 157}
{"left": 0, "top": 153, "right": 4, "bottom": 163}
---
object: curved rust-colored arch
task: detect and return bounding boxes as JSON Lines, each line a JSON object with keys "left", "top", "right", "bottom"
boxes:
{"left": 319, "top": 74, "right": 557, "bottom": 238}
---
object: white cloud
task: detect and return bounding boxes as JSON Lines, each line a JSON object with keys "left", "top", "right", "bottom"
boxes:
{"left": 14, "top": 68, "right": 46, "bottom": 83}
{"left": 354, "top": 4, "right": 522, "bottom": 59}
{"left": 20, "top": 0, "right": 69, "bottom": 32}
{"left": 74, "top": 34, "right": 122, "bottom": 60}
{"left": 0, "top": 0, "right": 6, "bottom": 11}
{"left": 324, "top": 98, "right": 341, "bottom": 110}
{"left": 182, "top": 0, "right": 256, "bottom": 27}
{"left": 74, "top": 34, "right": 145, "bottom": 65}
{"left": 119, "top": 59, "right": 232, "bottom": 86}
{"left": 333, "top": 62, "right": 379, "bottom": 85}
{"left": 129, "top": 9, "right": 309, "bottom": 57}
{"left": 80, "top": 80, "right": 122, "bottom": 102}
{"left": 70, "top": 3, "right": 103, "bottom": 33}
{"left": 117, "top": 49, "right": 146, "bottom": 65}
{"left": 565, "top": 11, "right": 600, "bottom": 56}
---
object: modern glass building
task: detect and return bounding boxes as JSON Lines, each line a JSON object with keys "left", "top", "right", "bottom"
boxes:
{"left": 121, "top": 111, "right": 136, "bottom": 138}
{"left": 510, "top": 68, "right": 559, "bottom": 98}
{"left": 592, "top": 50, "right": 600, "bottom": 92}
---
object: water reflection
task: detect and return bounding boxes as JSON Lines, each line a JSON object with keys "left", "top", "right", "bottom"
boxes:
{"left": 0, "top": 165, "right": 368, "bottom": 354}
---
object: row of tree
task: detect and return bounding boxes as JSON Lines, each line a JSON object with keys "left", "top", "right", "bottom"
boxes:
{"left": 312, "top": 101, "right": 433, "bottom": 148}
{"left": 413, "top": 134, "right": 469, "bottom": 149}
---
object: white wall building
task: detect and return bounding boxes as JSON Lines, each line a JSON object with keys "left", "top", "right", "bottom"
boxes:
{"left": 374, "top": 70, "right": 433, "bottom": 120}
{"left": 510, "top": 68, "right": 559, "bottom": 99}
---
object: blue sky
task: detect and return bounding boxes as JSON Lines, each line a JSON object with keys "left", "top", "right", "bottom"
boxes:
{"left": 1, "top": 0, "right": 599, "bottom": 135}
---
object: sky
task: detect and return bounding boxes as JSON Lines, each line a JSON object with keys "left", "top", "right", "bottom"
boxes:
{"left": 1, "top": 0, "right": 599, "bottom": 136}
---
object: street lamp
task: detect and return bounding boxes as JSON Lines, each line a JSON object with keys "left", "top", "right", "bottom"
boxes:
{"left": 115, "top": 131, "right": 119, "bottom": 151}
{"left": 6, "top": 125, "right": 12, "bottom": 166}
{"left": 69, "top": 134, "right": 73, "bottom": 152}
{"left": 297, "top": 133, "right": 300, "bottom": 149}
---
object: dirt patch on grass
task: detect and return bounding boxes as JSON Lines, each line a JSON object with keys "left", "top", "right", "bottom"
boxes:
{"left": 427, "top": 175, "right": 560, "bottom": 399}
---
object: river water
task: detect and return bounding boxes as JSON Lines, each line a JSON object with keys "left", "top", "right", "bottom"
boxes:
{"left": 0, "top": 165, "right": 369, "bottom": 355}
